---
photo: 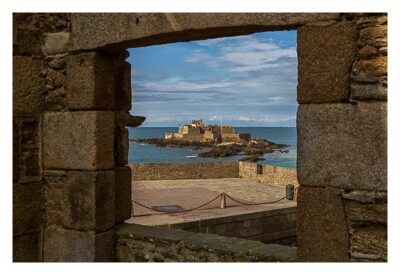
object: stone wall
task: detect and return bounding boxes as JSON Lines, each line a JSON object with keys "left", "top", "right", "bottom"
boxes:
{"left": 13, "top": 13, "right": 134, "bottom": 262}
{"left": 167, "top": 206, "right": 297, "bottom": 246}
{"left": 296, "top": 14, "right": 387, "bottom": 262}
{"left": 115, "top": 223, "right": 296, "bottom": 262}
{"left": 239, "top": 162, "right": 298, "bottom": 187}
{"left": 13, "top": 13, "right": 71, "bottom": 262}
{"left": 130, "top": 162, "right": 239, "bottom": 181}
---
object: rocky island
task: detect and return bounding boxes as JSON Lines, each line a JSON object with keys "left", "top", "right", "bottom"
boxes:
{"left": 131, "top": 120, "right": 289, "bottom": 162}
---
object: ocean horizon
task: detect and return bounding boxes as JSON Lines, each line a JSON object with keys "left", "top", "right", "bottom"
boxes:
{"left": 128, "top": 127, "right": 297, "bottom": 168}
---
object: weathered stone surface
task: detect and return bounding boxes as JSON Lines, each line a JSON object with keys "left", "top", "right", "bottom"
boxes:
{"left": 14, "top": 28, "right": 42, "bottom": 56}
{"left": 352, "top": 56, "right": 387, "bottom": 79}
{"left": 114, "top": 61, "right": 132, "bottom": 111}
{"left": 13, "top": 56, "right": 45, "bottom": 117}
{"left": 44, "top": 170, "right": 65, "bottom": 226}
{"left": 115, "top": 223, "right": 296, "bottom": 262}
{"left": 350, "top": 225, "right": 387, "bottom": 261}
{"left": 342, "top": 190, "right": 386, "bottom": 204}
{"left": 297, "top": 22, "right": 357, "bottom": 103}
{"left": 13, "top": 182, "right": 45, "bottom": 236}
{"left": 342, "top": 190, "right": 387, "bottom": 261}
{"left": 13, "top": 232, "right": 41, "bottom": 262}
{"left": 125, "top": 114, "right": 146, "bottom": 127}
{"left": 116, "top": 127, "right": 129, "bottom": 165}
{"left": 66, "top": 51, "right": 115, "bottom": 110}
{"left": 351, "top": 82, "right": 387, "bottom": 101}
{"left": 239, "top": 162, "right": 298, "bottom": 187}
{"left": 46, "top": 68, "right": 65, "bottom": 90}
{"left": 46, "top": 55, "right": 66, "bottom": 70}
{"left": 356, "top": 15, "right": 387, "bottom": 28}
{"left": 297, "top": 186, "right": 349, "bottom": 262}
{"left": 345, "top": 200, "right": 387, "bottom": 224}
{"left": 71, "top": 13, "right": 340, "bottom": 51}
{"left": 358, "top": 25, "right": 387, "bottom": 47}
{"left": 130, "top": 162, "right": 239, "bottom": 180}
{"left": 43, "top": 111, "right": 115, "bottom": 170}
{"left": 13, "top": 120, "right": 20, "bottom": 183}
{"left": 357, "top": 45, "right": 378, "bottom": 58}
{"left": 45, "top": 87, "right": 66, "bottom": 110}
{"left": 43, "top": 226, "right": 114, "bottom": 262}
{"left": 13, "top": 118, "right": 41, "bottom": 183}
{"left": 115, "top": 166, "right": 132, "bottom": 223}
{"left": 43, "top": 32, "right": 71, "bottom": 55}
{"left": 63, "top": 171, "right": 115, "bottom": 232}
{"left": 297, "top": 102, "right": 387, "bottom": 190}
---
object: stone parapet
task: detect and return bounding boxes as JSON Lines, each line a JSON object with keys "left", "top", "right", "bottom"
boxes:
{"left": 238, "top": 162, "right": 298, "bottom": 187}
{"left": 115, "top": 223, "right": 297, "bottom": 262}
{"left": 130, "top": 162, "right": 240, "bottom": 181}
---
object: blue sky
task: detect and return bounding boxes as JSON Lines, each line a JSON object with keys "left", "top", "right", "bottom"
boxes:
{"left": 128, "top": 30, "right": 297, "bottom": 127}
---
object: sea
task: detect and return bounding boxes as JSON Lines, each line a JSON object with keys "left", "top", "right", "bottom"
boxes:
{"left": 128, "top": 127, "right": 297, "bottom": 169}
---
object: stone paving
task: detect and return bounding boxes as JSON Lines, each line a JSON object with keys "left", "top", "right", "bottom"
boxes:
{"left": 127, "top": 178, "right": 296, "bottom": 226}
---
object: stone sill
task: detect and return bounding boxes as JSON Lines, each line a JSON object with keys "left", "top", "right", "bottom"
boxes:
{"left": 115, "top": 223, "right": 297, "bottom": 262}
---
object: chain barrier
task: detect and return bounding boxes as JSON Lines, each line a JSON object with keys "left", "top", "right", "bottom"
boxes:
{"left": 133, "top": 193, "right": 222, "bottom": 214}
{"left": 133, "top": 192, "right": 287, "bottom": 214}
{"left": 223, "top": 193, "right": 286, "bottom": 206}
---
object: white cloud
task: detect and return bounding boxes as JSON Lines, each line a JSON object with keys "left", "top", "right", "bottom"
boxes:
{"left": 186, "top": 35, "right": 297, "bottom": 73}
{"left": 139, "top": 78, "right": 233, "bottom": 92}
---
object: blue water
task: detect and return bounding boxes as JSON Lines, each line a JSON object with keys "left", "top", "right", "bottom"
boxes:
{"left": 128, "top": 127, "right": 297, "bottom": 168}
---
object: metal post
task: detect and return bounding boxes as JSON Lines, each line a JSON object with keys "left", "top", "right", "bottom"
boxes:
{"left": 220, "top": 193, "right": 226, "bottom": 209}
{"left": 286, "top": 184, "right": 294, "bottom": 201}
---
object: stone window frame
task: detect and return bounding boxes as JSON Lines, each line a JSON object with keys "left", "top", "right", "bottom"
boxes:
{"left": 13, "top": 13, "right": 386, "bottom": 262}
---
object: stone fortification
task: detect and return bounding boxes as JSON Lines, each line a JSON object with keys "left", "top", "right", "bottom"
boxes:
{"left": 130, "top": 162, "right": 239, "bottom": 180}
{"left": 239, "top": 162, "right": 298, "bottom": 188}
{"left": 115, "top": 223, "right": 296, "bottom": 262}
{"left": 165, "top": 119, "right": 250, "bottom": 143}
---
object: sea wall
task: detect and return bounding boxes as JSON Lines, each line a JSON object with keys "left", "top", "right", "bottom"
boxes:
{"left": 130, "top": 162, "right": 298, "bottom": 186}
{"left": 239, "top": 162, "right": 298, "bottom": 187}
{"left": 130, "top": 162, "right": 239, "bottom": 180}
{"left": 115, "top": 223, "right": 297, "bottom": 262}
{"left": 167, "top": 206, "right": 297, "bottom": 246}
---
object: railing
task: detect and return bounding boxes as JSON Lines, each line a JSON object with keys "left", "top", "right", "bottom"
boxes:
{"left": 133, "top": 184, "right": 296, "bottom": 214}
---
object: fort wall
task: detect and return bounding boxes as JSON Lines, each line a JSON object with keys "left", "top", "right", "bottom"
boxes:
{"left": 130, "top": 162, "right": 239, "bottom": 180}
{"left": 131, "top": 162, "right": 298, "bottom": 189}
{"left": 239, "top": 162, "right": 298, "bottom": 187}
{"left": 115, "top": 223, "right": 296, "bottom": 262}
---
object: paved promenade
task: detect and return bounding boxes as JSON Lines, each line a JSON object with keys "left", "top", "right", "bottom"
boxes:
{"left": 127, "top": 178, "right": 296, "bottom": 226}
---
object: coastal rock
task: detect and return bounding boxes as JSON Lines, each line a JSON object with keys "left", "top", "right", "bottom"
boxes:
{"left": 238, "top": 155, "right": 265, "bottom": 162}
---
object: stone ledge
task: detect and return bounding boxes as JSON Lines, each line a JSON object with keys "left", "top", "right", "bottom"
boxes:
{"left": 115, "top": 223, "right": 296, "bottom": 262}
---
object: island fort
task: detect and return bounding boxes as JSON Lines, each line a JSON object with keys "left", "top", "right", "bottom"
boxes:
{"left": 165, "top": 119, "right": 251, "bottom": 143}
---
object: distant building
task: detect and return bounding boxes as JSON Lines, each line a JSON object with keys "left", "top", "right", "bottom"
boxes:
{"left": 165, "top": 119, "right": 251, "bottom": 143}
